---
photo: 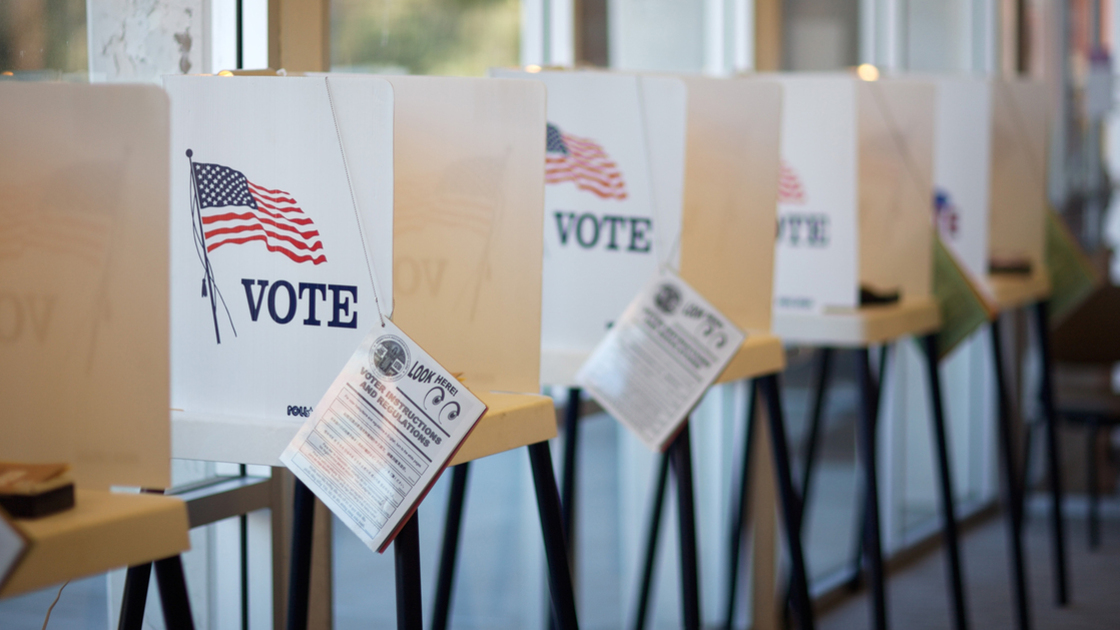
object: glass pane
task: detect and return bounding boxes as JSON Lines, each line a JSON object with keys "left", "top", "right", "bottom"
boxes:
{"left": 331, "top": 0, "right": 520, "bottom": 76}
{"left": 0, "top": 0, "right": 87, "bottom": 79}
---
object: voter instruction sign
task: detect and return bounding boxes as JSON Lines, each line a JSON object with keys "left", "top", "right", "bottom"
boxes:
{"left": 576, "top": 269, "right": 744, "bottom": 451}
{"left": 281, "top": 319, "right": 486, "bottom": 552}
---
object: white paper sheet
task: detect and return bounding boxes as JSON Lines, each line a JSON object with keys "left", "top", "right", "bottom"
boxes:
{"left": 576, "top": 268, "right": 744, "bottom": 451}
{"left": 281, "top": 319, "right": 486, "bottom": 552}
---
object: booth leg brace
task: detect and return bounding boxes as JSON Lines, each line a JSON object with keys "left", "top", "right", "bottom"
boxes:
{"left": 118, "top": 556, "right": 197, "bottom": 630}
{"left": 1033, "top": 301, "right": 1069, "bottom": 606}
{"left": 991, "top": 318, "right": 1033, "bottom": 630}
{"left": 630, "top": 422, "right": 703, "bottom": 630}
{"left": 428, "top": 443, "right": 581, "bottom": 630}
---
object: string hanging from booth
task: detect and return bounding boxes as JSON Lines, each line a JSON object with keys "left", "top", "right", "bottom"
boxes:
{"left": 324, "top": 77, "right": 388, "bottom": 328}
{"left": 635, "top": 79, "right": 684, "bottom": 274}
{"left": 867, "top": 81, "right": 931, "bottom": 220}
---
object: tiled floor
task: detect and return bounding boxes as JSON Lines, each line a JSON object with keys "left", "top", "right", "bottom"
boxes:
{"left": 821, "top": 502, "right": 1120, "bottom": 629}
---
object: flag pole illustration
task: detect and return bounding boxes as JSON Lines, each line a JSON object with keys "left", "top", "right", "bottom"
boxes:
{"left": 186, "top": 149, "right": 228, "bottom": 344}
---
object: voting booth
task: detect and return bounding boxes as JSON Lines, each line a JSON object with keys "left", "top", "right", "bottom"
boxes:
{"left": 491, "top": 68, "right": 687, "bottom": 387}
{"left": 936, "top": 77, "right": 1059, "bottom": 628}
{"left": 166, "top": 75, "right": 396, "bottom": 466}
{"left": 0, "top": 83, "right": 193, "bottom": 623}
{"left": 766, "top": 74, "right": 939, "bottom": 342}
{"left": 167, "top": 75, "right": 557, "bottom": 467}
{"left": 928, "top": 76, "right": 1050, "bottom": 309}
{"left": 165, "top": 72, "right": 576, "bottom": 629}
{"left": 759, "top": 73, "right": 973, "bottom": 630}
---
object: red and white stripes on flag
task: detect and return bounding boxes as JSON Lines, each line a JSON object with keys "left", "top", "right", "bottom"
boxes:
{"left": 191, "top": 161, "right": 326, "bottom": 265}
{"left": 545, "top": 123, "right": 628, "bottom": 201}
{"left": 0, "top": 163, "right": 118, "bottom": 263}
{"left": 0, "top": 212, "right": 111, "bottom": 263}
{"left": 778, "top": 160, "right": 806, "bottom": 205}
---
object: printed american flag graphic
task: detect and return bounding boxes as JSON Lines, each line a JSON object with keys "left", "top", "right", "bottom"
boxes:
{"left": 546, "top": 123, "right": 628, "bottom": 201}
{"left": 778, "top": 160, "right": 806, "bottom": 205}
{"left": 0, "top": 163, "right": 117, "bottom": 263}
{"left": 0, "top": 211, "right": 111, "bottom": 263}
{"left": 191, "top": 162, "right": 326, "bottom": 264}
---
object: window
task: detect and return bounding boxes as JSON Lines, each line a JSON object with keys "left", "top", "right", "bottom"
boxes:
{"left": 331, "top": 0, "right": 520, "bottom": 76}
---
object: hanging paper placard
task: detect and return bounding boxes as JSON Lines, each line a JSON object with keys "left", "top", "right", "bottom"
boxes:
{"left": 281, "top": 319, "right": 486, "bottom": 553}
{"left": 576, "top": 268, "right": 744, "bottom": 451}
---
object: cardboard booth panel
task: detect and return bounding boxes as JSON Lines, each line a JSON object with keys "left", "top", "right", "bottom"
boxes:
{"left": 386, "top": 76, "right": 546, "bottom": 395}
{"left": 678, "top": 77, "right": 782, "bottom": 333}
{"left": 927, "top": 76, "right": 993, "bottom": 279}
{"left": 0, "top": 84, "right": 171, "bottom": 489}
{"left": 989, "top": 79, "right": 1048, "bottom": 273}
{"left": 166, "top": 76, "right": 394, "bottom": 428}
{"left": 769, "top": 75, "right": 859, "bottom": 313}
{"left": 491, "top": 70, "right": 687, "bottom": 385}
{"left": 857, "top": 79, "right": 934, "bottom": 302}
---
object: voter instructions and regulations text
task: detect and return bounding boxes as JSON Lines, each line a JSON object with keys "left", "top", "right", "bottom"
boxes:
{"left": 281, "top": 319, "right": 486, "bottom": 552}
{"left": 576, "top": 268, "right": 744, "bottom": 451}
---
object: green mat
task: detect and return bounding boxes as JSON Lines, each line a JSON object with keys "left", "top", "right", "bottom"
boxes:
{"left": 1046, "top": 209, "right": 1100, "bottom": 324}
{"left": 933, "top": 235, "right": 995, "bottom": 360}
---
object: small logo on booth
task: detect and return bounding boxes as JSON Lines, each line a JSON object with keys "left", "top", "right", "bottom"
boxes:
{"left": 778, "top": 160, "right": 806, "bottom": 205}
{"left": 370, "top": 335, "right": 411, "bottom": 382}
{"left": 654, "top": 283, "right": 682, "bottom": 314}
{"left": 546, "top": 123, "right": 628, "bottom": 200}
{"left": 933, "top": 189, "right": 959, "bottom": 238}
{"left": 185, "top": 149, "right": 330, "bottom": 344}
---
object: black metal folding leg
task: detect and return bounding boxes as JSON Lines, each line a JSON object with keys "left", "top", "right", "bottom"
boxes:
{"left": 847, "top": 347, "right": 890, "bottom": 591}
{"left": 1033, "top": 301, "right": 1069, "bottom": 605}
{"left": 670, "top": 423, "right": 702, "bottom": 630}
{"left": 432, "top": 463, "right": 471, "bottom": 630}
{"left": 395, "top": 513, "right": 424, "bottom": 630}
{"left": 724, "top": 381, "right": 758, "bottom": 629}
{"left": 154, "top": 555, "right": 196, "bottom": 630}
{"left": 550, "top": 388, "right": 583, "bottom": 630}
{"left": 1088, "top": 420, "right": 1101, "bottom": 550}
{"left": 632, "top": 450, "right": 672, "bottom": 630}
{"left": 854, "top": 349, "right": 888, "bottom": 630}
{"left": 801, "top": 349, "right": 834, "bottom": 508}
{"left": 118, "top": 562, "right": 153, "bottom": 630}
{"left": 560, "top": 387, "right": 583, "bottom": 548}
{"left": 240, "top": 464, "right": 250, "bottom": 630}
{"left": 629, "top": 421, "right": 702, "bottom": 630}
{"left": 921, "top": 334, "right": 970, "bottom": 630}
{"left": 528, "top": 441, "right": 582, "bottom": 630}
{"left": 759, "top": 374, "right": 815, "bottom": 630}
{"left": 287, "top": 478, "right": 316, "bottom": 630}
{"left": 782, "top": 348, "right": 834, "bottom": 618}
{"left": 990, "top": 319, "right": 1032, "bottom": 630}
